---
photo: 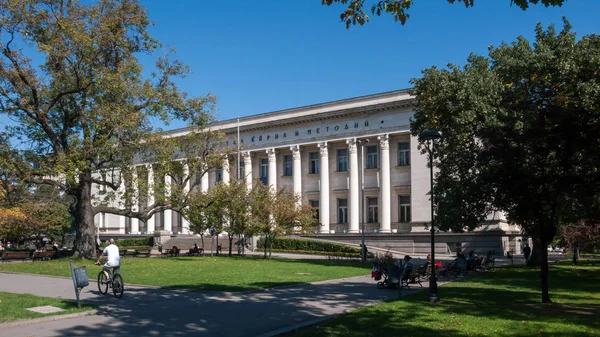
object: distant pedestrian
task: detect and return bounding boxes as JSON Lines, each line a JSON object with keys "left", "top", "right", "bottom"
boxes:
{"left": 360, "top": 244, "right": 369, "bottom": 261}
{"left": 523, "top": 244, "right": 531, "bottom": 264}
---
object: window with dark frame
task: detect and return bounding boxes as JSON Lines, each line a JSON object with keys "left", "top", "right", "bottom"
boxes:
{"left": 366, "top": 145, "right": 378, "bottom": 169}
{"left": 283, "top": 155, "right": 293, "bottom": 176}
{"left": 260, "top": 158, "right": 268, "bottom": 184}
{"left": 399, "top": 196, "right": 411, "bottom": 222}
{"left": 337, "top": 149, "right": 348, "bottom": 171}
{"left": 309, "top": 152, "right": 320, "bottom": 174}
{"left": 398, "top": 142, "right": 410, "bottom": 166}
{"left": 368, "top": 197, "right": 379, "bottom": 223}
{"left": 338, "top": 198, "right": 348, "bottom": 224}
{"left": 309, "top": 200, "right": 319, "bottom": 221}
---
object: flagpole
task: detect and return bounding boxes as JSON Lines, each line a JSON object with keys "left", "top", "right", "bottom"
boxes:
{"left": 237, "top": 118, "right": 240, "bottom": 180}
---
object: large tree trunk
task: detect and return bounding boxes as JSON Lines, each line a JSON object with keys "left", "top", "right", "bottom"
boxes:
{"left": 538, "top": 227, "right": 552, "bottom": 303}
{"left": 73, "top": 173, "right": 96, "bottom": 258}
{"left": 228, "top": 233, "right": 233, "bottom": 256}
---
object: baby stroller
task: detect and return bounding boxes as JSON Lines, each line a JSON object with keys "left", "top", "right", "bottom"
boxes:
{"left": 372, "top": 262, "right": 400, "bottom": 289}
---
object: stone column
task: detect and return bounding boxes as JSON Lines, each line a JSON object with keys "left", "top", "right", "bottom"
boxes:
{"left": 266, "top": 148, "right": 277, "bottom": 190}
{"left": 347, "top": 139, "right": 359, "bottom": 233}
{"left": 130, "top": 167, "right": 139, "bottom": 234}
{"left": 243, "top": 151, "right": 253, "bottom": 191}
{"left": 164, "top": 173, "right": 172, "bottom": 233}
{"left": 181, "top": 163, "right": 190, "bottom": 234}
{"left": 291, "top": 145, "right": 302, "bottom": 206}
{"left": 116, "top": 170, "right": 126, "bottom": 234}
{"left": 379, "top": 134, "right": 391, "bottom": 233}
{"left": 201, "top": 165, "right": 209, "bottom": 193}
{"left": 222, "top": 156, "right": 230, "bottom": 185}
{"left": 146, "top": 164, "right": 155, "bottom": 233}
{"left": 318, "top": 142, "right": 330, "bottom": 233}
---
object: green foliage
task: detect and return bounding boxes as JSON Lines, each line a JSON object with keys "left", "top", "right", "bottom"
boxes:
{"left": 100, "top": 237, "right": 153, "bottom": 248}
{"left": 257, "top": 237, "right": 362, "bottom": 254}
{"left": 250, "top": 183, "right": 317, "bottom": 258}
{"left": 410, "top": 19, "right": 600, "bottom": 302}
{"left": 290, "top": 262, "right": 600, "bottom": 336}
{"left": 322, "top": 0, "right": 566, "bottom": 28}
{"left": 0, "top": 292, "right": 95, "bottom": 323}
{"left": 0, "top": 256, "right": 370, "bottom": 292}
{"left": 0, "top": 0, "right": 222, "bottom": 258}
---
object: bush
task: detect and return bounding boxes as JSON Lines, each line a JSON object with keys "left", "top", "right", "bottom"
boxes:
{"left": 100, "top": 237, "right": 153, "bottom": 248}
{"left": 257, "top": 237, "right": 362, "bottom": 254}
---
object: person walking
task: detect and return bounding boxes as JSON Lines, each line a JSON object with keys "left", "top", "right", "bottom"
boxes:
{"left": 523, "top": 244, "right": 531, "bottom": 265}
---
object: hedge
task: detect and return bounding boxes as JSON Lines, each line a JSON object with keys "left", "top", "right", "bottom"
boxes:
{"left": 257, "top": 237, "right": 362, "bottom": 254}
{"left": 100, "top": 237, "right": 153, "bottom": 248}
{"left": 268, "top": 249, "right": 374, "bottom": 258}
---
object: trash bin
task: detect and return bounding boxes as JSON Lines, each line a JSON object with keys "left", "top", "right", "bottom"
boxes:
{"left": 73, "top": 266, "right": 89, "bottom": 288}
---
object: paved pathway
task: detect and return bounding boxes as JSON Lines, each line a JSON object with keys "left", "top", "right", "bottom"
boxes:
{"left": 0, "top": 272, "right": 424, "bottom": 337}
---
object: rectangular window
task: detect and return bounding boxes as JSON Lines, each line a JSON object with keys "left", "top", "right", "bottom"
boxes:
{"left": 398, "top": 142, "right": 410, "bottom": 166}
{"left": 309, "top": 152, "right": 319, "bottom": 174}
{"left": 337, "top": 149, "right": 348, "bottom": 171}
{"left": 366, "top": 145, "right": 378, "bottom": 169}
{"left": 368, "top": 197, "right": 379, "bottom": 223}
{"left": 260, "top": 158, "right": 268, "bottom": 185}
{"left": 215, "top": 168, "right": 223, "bottom": 184}
{"left": 399, "top": 196, "right": 411, "bottom": 222}
{"left": 283, "top": 155, "right": 293, "bottom": 176}
{"left": 309, "top": 200, "right": 320, "bottom": 221}
{"left": 125, "top": 217, "right": 132, "bottom": 234}
{"left": 239, "top": 161, "right": 245, "bottom": 179}
{"left": 337, "top": 198, "right": 348, "bottom": 224}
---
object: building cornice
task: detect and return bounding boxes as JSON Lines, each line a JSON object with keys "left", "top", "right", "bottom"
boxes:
{"left": 163, "top": 89, "right": 414, "bottom": 138}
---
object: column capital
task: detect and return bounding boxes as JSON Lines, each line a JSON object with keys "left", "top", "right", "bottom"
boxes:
{"left": 346, "top": 138, "right": 358, "bottom": 154}
{"left": 266, "top": 148, "right": 276, "bottom": 162}
{"left": 290, "top": 145, "right": 301, "bottom": 160}
{"left": 378, "top": 134, "right": 390, "bottom": 150}
{"left": 242, "top": 151, "right": 252, "bottom": 165}
{"left": 317, "top": 142, "right": 328, "bottom": 157}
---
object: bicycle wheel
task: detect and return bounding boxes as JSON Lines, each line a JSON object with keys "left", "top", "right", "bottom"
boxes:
{"left": 97, "top": 271, "right": 108, "bottom": 295}
{"left": 112, "top": 274, "right": 124, "bottom": 299}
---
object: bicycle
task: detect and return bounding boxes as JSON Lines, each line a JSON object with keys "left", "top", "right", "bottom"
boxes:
{"left": 95, "top": 261, "right": 124, "bottom": 298}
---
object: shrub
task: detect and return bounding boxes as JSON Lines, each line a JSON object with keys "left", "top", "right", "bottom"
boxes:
{"left": 100, "top": 237, "right": 153, "bottom": 248}
{"left": 257, "top": 237, "right": 362, "bottom": 254}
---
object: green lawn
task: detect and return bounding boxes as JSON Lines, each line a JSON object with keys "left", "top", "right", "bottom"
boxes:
{"left": 0, "top": 292, "right": 94, "bottom": 323}
{"left": 285, "top": 260, "right": 600, "bottom": 337}
{"left": 0, "top": 256, "right": 370, "bottom": 291}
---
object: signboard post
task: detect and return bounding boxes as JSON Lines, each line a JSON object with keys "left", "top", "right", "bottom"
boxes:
{"left": 69, "top": 260, "right": 89, "bottom": 308}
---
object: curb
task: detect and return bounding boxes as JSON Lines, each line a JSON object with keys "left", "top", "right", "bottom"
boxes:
{"left": 0, "top": 309, "right": 97, "bottom": 329}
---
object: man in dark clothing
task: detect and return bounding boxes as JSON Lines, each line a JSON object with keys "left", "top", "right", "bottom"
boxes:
{"left": 361, "top": 244, "right": 369, "bottom": 262}
{"left": 523, "top": 244, "right": 531, "bottom": 264}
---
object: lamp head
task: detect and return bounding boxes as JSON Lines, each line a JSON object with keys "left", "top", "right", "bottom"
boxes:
{"left": 421, "top": 130, "right": 441, "bottom": 141}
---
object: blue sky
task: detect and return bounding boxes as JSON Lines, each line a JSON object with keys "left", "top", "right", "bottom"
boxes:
{"left": 141, "top": 0, "right": 599, "bottom": 128}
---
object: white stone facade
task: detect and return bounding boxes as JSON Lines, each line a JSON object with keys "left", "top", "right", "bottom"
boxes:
{"left": 93, "top": 89, "right": 522, "bottom": 254}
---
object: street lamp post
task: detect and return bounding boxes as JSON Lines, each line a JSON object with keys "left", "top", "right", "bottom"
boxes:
{"left": 421, "top": 129, "right": 441, "bottom": 303}
{"left": 358, "top": 139, "right": 369, "bottom": 263}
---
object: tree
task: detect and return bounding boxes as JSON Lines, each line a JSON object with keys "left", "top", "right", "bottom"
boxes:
{"left": 0, "top": 0, "right": 221, "bottom": 257}
{"left": 410, "top": 19, "right": 600, "bottom": 303}
{"left": 249, "top": 183, "right": 316, "bottom": 258}
{"left": 558, "top": 222, "right": 600, "bottom": 256}
{"left": 322, "top": 0, "right": 566, "bottom": 28}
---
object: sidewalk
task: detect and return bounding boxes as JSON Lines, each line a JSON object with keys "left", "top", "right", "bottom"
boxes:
{"left": 0, "top": 271, "right": 426, "bottom": 337}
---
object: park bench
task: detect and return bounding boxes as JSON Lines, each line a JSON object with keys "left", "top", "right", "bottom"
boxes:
{"left": 123, "top": 249, "right": 137, "bottom": 258}
{"left": 1, "top": 251, "right": 31, "bottom": 262}
{"left": 32, "top": 250, "right": 57, "bottom": 261}
{"left": 187, "top": 247, "right": 204, "bottom": 256}
{"left": 136, "top": 248, "right": 151, "bottom": 257}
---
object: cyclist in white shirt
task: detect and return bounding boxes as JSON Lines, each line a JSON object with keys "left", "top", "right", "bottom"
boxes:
{"left": 96, "top": 238, "right": 120, "bottom": 282}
